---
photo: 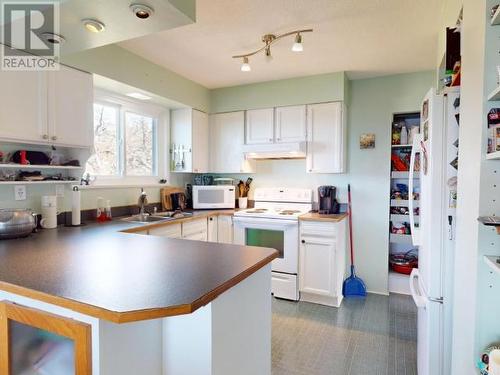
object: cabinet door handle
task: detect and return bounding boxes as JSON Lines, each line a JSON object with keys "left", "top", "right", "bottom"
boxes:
{"left": 209, "top": 217, "right": 213, "bottom": 221}
{"left": 51, "top": 136, "right": 57, "bottom": 141}
{"left": 277, "top": 138, "right": 281, "bottom": 141}
{"left": 301, "top": 239, "right": 305, "bottom": 243}
{"left": 42, "top": 134, "right": 49, "bottom": 140}
{"left": 269, "top": 138, "right": 273, "bottom": 142}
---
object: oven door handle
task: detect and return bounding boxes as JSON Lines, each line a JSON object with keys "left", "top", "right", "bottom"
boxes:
{"left": 233, "top": 217, "right": 298, "bottom": 227}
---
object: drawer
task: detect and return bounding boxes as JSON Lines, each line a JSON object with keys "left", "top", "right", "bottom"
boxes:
{"left": 300, "top": 221, "right": 338, "bottom": 238}
{"left": 182, "top": 218, "right": 208, "bottom": 236}
{"left": 148, "top": 223, "right": 182, "bottom": 238}
{"left": 271, "top": 272, "right": 298, "bottom": 301}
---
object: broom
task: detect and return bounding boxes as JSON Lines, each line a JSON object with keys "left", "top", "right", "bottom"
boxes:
{"left": 342, "top": 184, "right": 367, "bottom": 297}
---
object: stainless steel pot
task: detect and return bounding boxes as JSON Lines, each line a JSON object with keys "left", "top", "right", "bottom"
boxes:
{"left": 0, "top": 209, "right": 37, "bottom": 239}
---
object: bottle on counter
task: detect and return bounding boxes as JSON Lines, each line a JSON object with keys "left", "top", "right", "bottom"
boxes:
{"left": 105, "top": 200, "right": 112, "bottom": 221}
{"left": 96, "top": 197, "right": 107, "bottom": 222}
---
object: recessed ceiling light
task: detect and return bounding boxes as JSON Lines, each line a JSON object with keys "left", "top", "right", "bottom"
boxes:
{"left": 40, "top": 32, "right": 65, "bottom": 45}
{"left": 82, "top": 19, "right": 105, "bottom": 33}
{"left": 130, "top": 4, "right": 154, "bottom": 19}
{"left": 126, "top": 92, "right": 152, "bottom": 100}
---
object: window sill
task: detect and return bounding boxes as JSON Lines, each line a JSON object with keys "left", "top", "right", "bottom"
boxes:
{"left": 74, "top": 183, "right": 168, "bottom": 190}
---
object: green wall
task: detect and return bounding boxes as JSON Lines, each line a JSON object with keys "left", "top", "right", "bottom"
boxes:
{"left": 62, "top": 45, "right": 210, "bottom": 112}
{"left": 210, "top": 72, "right": 346, "bottom": 112}
{"left": 210, "top": 71, "right": 434, "bottom": 294}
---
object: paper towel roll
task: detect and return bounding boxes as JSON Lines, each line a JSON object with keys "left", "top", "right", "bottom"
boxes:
{"left": 72, "top": 187, "right": 81, "bottom": 226}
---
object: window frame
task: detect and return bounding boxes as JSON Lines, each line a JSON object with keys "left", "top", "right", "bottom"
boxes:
{"left": 88, "top": 90, "right": 167, "bottom": 185}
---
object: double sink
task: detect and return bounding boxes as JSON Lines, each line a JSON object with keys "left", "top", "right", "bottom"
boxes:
{"left": 122, "top": 211, "right": 193, "bottom": 224}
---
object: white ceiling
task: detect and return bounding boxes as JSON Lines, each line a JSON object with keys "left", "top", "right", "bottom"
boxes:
{"left": 119, "top": 0, "right": 444, "bottom": 89}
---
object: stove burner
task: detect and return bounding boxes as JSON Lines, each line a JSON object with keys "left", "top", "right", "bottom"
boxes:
{"left": 279, "top": 210, "right": 301, "bottom": 215}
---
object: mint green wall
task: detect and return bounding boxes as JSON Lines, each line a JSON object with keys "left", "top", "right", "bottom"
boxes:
{"left": 210, "top": 72, "right": 346, "bottom": 112}
{"left": 62, "top": 45, "right": 210, "bottom": 112}
{"left": 211, "top": 71, "right": 434, "bottom": 294}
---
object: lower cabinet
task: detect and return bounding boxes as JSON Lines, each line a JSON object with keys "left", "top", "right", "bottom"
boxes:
{"left": 217, "top": 215, "right": 233, "bottom": 244}
{"left": 148, "top": 224, "right": 182, "bottom": 239}
{"left": 0, "top": 301, "right": 92, "bottom": 374}
{"left": 299, "top": 219, "right": 347, "bottom": 307}
{"left": 181, "top": 218, "right": 208, "bottom": 242}
{"left": 207, "top": 216, "right": 218, "bottom": 242}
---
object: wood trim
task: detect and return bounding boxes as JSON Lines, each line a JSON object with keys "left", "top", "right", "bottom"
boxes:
{"left": 0, "top": 251, "right": 277, "bottom": 324}
{"left": 0, "top": 301, "right": 92, "bottom": 374}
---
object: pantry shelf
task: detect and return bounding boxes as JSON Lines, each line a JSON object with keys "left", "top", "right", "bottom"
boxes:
{"left": 484, "top": 256, "right": 500, "bottom": 276}
{"left": 487, "top": 85, "right": 500, "bottom": 101}
{"left": 389, "top": 233, "right": 413, "bottom": 244}
{"left": 391, "top": 144, "right": 413, "bottom": 148}
{"left": 486, "top": 151, "right": 500, "bottom": 160}
{"left": 391, "top": 171, "right": 419, "bottom": 179}
{"left": 491, "top": 6, "right": 500, "bottom": 25}
{"left": 391, "top": 214, "right": 419, "bottom": 223}
{"left": 0, "top": 164, "right": 82, "bottom": 170}
{"left": 390, "top": 199, "right": 419, "bottom": 207}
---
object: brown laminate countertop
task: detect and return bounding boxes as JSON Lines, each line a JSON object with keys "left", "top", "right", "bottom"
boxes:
{"left": 0, "top": 211, "right": 277, "bottom": 323}
{"left": 298, "top": 212, "right": 348, "bottom": 222}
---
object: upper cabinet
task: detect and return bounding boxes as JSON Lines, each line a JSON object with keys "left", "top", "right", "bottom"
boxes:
{"left": 210, "top": 111, "right": 255, "bottom": 173}
{"left": 0, "top": 70, "right": 47, "bottom": 143}
{"left": 275, "top": 105, "right": 307, "bottom": 143}
{"left": 0, "top": 61, "right": 93, "bottom": 148}
{"left": 47, "top": 65, "right": 93, "bottom": 147}
{"left": 170, "top": 108, "right": 209, "bottom": 173}
{"left": 306, "top": 102, "right": 345, "bottom": 174}
{"left": 245, "top": 108, "right": 275, "bottom": 144}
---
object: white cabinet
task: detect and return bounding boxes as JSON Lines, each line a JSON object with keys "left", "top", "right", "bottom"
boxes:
{"left": 0, "top": 61, "right": 93, "bottom": 148}
{"left": 207, "top": 216, "right": 218, "bottom": 242}
{"left": 217, "top": 215, "right": 233, "bottom": 244}
{"left": 148, "top": 223, "right": 182, "bottom": 238}
{"left": 306, "top": 102, "right": 345, "bottom": 173}
{"left": 209, "top": 112, "right": 255, "bottom": 173}
{"left": 170, "top": 108, "right": 209, "bottom": 173}
{"left": 0, "top": 70, "right": 47, "bottom": 143}
{"left": 275, "top": 105, "right": 306, "bottom": 143}
{"left": 47, "top": 65, "right": 93, "bottom": 147}
{"left": 245, "top": 108, "right": 275, "bottom": 144}
{"left": 299, "top": 219, "right": 347, "bottom": 307}
{"left": 181, "top": 218, "right": 208, "bottom": 241}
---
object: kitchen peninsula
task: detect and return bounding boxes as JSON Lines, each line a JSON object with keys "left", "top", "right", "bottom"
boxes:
{"left": 0, "top": 219, "right": 277, "bottom": 375}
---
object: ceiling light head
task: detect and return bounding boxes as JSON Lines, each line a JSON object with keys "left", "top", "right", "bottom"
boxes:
{"left": 292, "top": 33, "right": 303, "bottom": 52}
{"left": 130, "top": 3, "right": 154, "bottom": 19}
{"left": 241, "top": 57, "right": 251, "bottom": 72}
{"left": 126, "top": 92, "right": 152, "bottom": 100}
{"left": 40, "top": 32, "right": 65, "bottom": 45}
{"left": 82, "top": 19, "right": 105, "bottom": 33}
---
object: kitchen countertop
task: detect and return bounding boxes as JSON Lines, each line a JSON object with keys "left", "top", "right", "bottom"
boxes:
{"left": 298, "top": 212, "right": 348, "bottom": 222}
{"left": 0, "top": 212, "right": 277, "bottom": 324}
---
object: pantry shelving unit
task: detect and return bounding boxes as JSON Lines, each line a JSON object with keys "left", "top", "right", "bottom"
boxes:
{"left": 388, "top": 112, "right": 421, "bottom": 295}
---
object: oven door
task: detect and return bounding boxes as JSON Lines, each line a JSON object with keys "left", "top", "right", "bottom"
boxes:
{"left": 233, "top": 217, "right": 298, "bottom": 274}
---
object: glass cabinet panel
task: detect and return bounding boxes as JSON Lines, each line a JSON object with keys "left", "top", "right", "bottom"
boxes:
{"left": 10, "top": 321, "right": 75, "bottom": 375}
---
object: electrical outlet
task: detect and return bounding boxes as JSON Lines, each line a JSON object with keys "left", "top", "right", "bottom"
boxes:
{"left": 55, "top": 184, "right": 65, "bottom": 197}
{"left": 14, "top": 185, "right": 26, "bottom": 201}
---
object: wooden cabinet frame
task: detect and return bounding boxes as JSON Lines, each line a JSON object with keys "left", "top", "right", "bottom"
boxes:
{"left": 0, "top": 301, "right": 92, "bottom": 374}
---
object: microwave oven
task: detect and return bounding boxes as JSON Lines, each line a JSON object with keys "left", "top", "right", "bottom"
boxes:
{"left": 192, "top": 185, "right": 236, "bottom": 209}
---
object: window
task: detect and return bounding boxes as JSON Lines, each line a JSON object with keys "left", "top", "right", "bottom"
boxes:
{"left": 86, "top": 101, "right": 158, "bottom": 177}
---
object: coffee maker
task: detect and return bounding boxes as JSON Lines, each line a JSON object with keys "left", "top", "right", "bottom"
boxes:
{"left": 318, "top": 186, "right": 339, "bottom": 214}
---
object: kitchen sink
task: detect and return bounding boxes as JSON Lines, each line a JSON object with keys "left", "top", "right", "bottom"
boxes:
{"left": 122, "top": 215, "right": 168, "bottom": 223}
{"left": 121, "top": 211, "right": 193, "bottom": 223}
{"left": 152, "top": 211, "right": 193, "bottom": 219}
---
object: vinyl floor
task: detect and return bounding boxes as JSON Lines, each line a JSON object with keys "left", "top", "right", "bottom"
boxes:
{"left": 272, "top": 294, "right": 417, "bottom": 375}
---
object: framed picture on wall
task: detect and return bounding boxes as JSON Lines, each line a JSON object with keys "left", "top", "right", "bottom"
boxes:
{"left": 360, "top": 133, "right": 376, "bottom": 149}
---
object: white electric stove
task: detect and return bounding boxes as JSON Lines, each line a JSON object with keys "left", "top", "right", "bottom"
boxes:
{"left": 233, "top": 188, "right": 313, "bottom": 300}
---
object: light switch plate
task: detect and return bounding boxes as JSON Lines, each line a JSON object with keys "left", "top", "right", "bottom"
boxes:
{"left": 55, "top": 184, "right": 65, "bottom": 197}
{"left": 14, "top": 185, "right": 26, "bottom": 201}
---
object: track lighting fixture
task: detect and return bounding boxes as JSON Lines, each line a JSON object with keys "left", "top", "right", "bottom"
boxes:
{"left": 232, "top": 29, "right": 312, "bottom": 71}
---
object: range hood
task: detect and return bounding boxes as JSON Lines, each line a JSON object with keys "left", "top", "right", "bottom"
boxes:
{"left": 243, "top": 142, "right": 306, "bottom": 160}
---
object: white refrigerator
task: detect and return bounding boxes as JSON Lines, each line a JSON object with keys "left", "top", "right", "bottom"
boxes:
{"left": 408, "top": 87, "right": 459, "bottom": 375}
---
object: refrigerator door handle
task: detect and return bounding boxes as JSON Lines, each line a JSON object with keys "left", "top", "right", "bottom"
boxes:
{"left": 409, "top": 268, "right": 427, "bottom": 308}
{"left": 409, "top": 135, "right": 422, "bottom": 246}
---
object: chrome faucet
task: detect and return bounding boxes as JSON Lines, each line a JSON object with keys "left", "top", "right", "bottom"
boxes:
{"left": 138, "top": 188, "right": 148, "bottom": 220}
